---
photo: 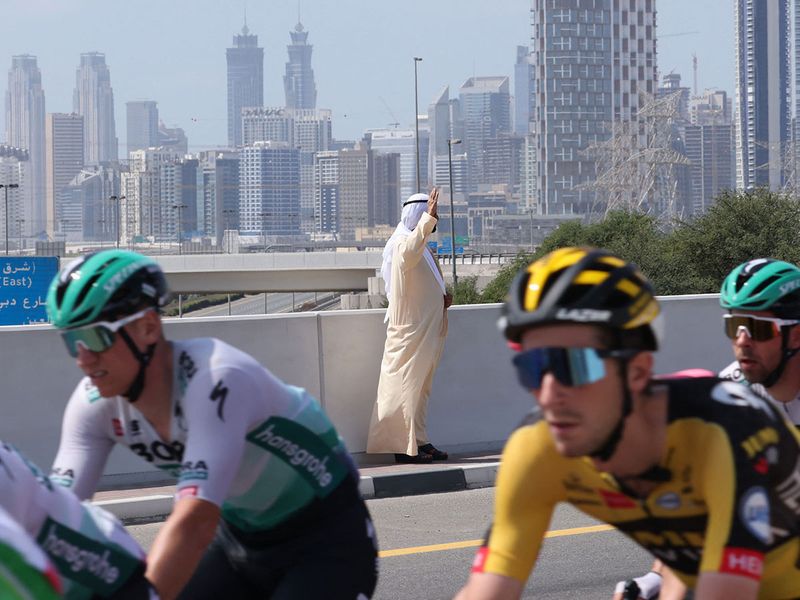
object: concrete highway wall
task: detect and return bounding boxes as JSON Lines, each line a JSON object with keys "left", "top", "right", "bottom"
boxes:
{"left": 0, "top": 294, "right": 730, "bottom": 488}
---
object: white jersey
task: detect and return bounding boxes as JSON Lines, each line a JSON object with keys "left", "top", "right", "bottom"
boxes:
{"left": 719, "top": 360, "right": 800, "bottom": 425}
{"left": 0, "top": 443, "right": 148, "bottom": 600}
{"left": 52, "top": 338, "right": 357, "bottom": 533}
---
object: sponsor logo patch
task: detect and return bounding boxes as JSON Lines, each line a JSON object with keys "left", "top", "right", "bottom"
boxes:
{"left": 720, "top": 547, "right": 764, "bottom": 580}
{"left": 655, "top": 492, "right": 681, "bottom": 510}
{"left": 739, "top": 487, "right": 772, "bottom": 544}
{"left": 111, "top": 418, "right": 123, "bottom": 437}
{"left": 36, "top": 518, "right": 140, "bottom": 596}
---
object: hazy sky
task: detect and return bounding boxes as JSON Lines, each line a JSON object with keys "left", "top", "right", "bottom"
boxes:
{"left": 1, "top": 0, "right": 734, "bottom": 151}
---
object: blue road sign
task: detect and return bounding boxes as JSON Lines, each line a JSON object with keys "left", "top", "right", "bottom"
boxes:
{"left": 0, "top": 257, "right": 59, "bottom": 325}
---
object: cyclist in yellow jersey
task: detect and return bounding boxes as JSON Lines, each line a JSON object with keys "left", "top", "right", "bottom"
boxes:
{"left": 454, "top": 247, "right": 800, "bottom": 600}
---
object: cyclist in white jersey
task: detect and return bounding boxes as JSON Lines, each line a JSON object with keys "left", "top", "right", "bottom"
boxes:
{"left": 718, "top": 258, "right": 800, "bottom": 426}
{"left": 0, "top": 441, "right": 154, "bottom": 599}
{"left": 0, "top": 506, "right": 62, "bottom": 600}
{"left": 45, "top": 249, "right": 378, "bottom": 600}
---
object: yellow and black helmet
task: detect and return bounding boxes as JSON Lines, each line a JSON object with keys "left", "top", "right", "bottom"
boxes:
{"left": 499, "top": 247, "right": 661, "bottom": 349}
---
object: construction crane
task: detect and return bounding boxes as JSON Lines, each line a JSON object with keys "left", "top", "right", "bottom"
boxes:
{"left": 378, "top": 97, "right": 400, "bottom": 129}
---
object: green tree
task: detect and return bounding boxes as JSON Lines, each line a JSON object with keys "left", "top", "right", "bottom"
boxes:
{"left": 669, "top": 188, "right": 800, "bottom": 293}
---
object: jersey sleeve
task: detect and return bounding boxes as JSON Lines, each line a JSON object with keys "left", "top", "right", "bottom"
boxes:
{"left": 50, "top": 381, "right": 114, "bottom": 500}
{"left": 473, "top": 423, "right": 563, "bottom": 583}
{"left": 175, "top": 365, "right": 260, "bottom": 507}
{"left": 699, "top": 384, "right": 783, "bottom": 581}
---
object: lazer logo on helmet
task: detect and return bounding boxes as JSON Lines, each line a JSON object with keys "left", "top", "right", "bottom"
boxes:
{"left": 555, "top": 308, "right": 611, "bottom": 322}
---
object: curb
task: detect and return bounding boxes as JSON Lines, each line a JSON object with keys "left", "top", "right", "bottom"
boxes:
{"left": 94, "top": 463, "right": 500, "bottom": 523}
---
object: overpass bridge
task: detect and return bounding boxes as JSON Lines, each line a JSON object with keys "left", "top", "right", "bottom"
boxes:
{"left": 151, "top": 252, "right": 509, "bottom": 293}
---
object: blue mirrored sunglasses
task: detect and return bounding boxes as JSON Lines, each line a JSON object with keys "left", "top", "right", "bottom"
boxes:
{"left": 512, "top": 347, "right": 625, "bottom": 389}
{"left": 60, "top": 308, "right": 152, "bottom": 357}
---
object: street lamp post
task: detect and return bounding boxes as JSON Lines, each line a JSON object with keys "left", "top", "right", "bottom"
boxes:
{"left": 447, "top": 138, "right": 461, "bottom": 288}
{"left": 414, "top": 56, "right": 423, "bottom": 193}
{"left": 109, "top": 195, "right": 125, "bottom": 249}
{"left": 15, "top": 219, "right": 24, "bottom": 255}
{"left": 0, "top": 183, "right": 20, "bottom": 256}
{"left": 172, "top": 203, "right": 187, "bottom": 255}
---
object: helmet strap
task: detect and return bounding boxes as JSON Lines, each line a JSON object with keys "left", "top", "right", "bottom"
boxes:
{"left": 117, "top": 328, "right": 156, "bottom": 403}
{"left": 762, "top": 327, "right": 800, "bottom": 388}
{"left": 590, "top": 359, "right": 633, "bottom": 462}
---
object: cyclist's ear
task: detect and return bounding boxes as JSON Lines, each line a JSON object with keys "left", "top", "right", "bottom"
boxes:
{"left": 626, "top": 351, "right": 653, "bottom": 395}
{"left": 788, "top": 323, "right": 800, "bottom": 349}
{"left": 132, "top": 310, "right": 163, "bottom": 345}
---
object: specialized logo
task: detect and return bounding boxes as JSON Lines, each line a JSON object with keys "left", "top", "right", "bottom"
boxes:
{"left": 36, "top": 518, "right": 140, "bottom": 596}
{"left": 780, "top": 279, "right": 800, "bottom": 295}
{"left": 246, "top": 417, "right": 347, "bottom": 497}
{"left": 209, "top": 380, "right": 228, "bottom": 421}
{"left": 720, "top": 547, "right": 764, "bottom": 580}
{"left": 655, "top": 492, "right": 681, "bottom": 510}
{"left": 102, "top": 259, "right": 151, "bottom": 295}
{"left": 555, "top": 308, "right": 611, "bottom": 322}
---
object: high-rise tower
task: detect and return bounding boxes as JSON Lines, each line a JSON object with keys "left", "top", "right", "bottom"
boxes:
{"left": 226, "top": 22, "right": 264, "bottom": 148}
{"left": 5, "top": 55, "right": 46, "bottom": 235}
{"left": 127, "top": 101, "right": 159, "bottom": 155}
{"left": 73, "top": 52, "right": 118, "bottom": 165}
{"left": 734, "top": 0, "right": 792, "bottom": 190}
{"left": 284, "top": 22, "right": 317, "bottom": 110}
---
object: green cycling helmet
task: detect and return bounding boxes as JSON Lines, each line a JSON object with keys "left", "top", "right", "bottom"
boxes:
{"left": 46, "top": 249, "right": 170, "bottom": 329}
{"left": 720, "top": 258, "right": 800, "bottom": 318}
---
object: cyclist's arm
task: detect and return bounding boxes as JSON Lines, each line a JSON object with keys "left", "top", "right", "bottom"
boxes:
{"left": 145, "top": 365, "right": 256, "bottom": 598}
{"left": 50, "top": 383, "right": 114, "bottom": 499}
{"left": 145, "top": 496, "right": 219, "bottom": 600}
{"left": 694, "top": 572, "right": 758, "bottom": 599}
{"left": 454, "top": 573, "right": 522, "bottom": 600}
{"left": 458, "top": 425, "right": 561, "bottom": 597}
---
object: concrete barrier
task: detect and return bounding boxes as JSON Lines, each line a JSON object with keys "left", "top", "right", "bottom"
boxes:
{"left": 0, "top": 294, "right": 731, "bottom": 488}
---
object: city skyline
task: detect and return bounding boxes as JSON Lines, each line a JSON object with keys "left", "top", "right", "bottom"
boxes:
{"left": 2, "top": 0, "right": 733, "bottom": 152}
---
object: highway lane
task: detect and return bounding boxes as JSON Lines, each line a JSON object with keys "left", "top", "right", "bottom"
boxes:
{"left": 127, "top": 487, "right": 652, "bottom": 599}
{"left": 182, "top": 291, "right": 333, "bottom": 317}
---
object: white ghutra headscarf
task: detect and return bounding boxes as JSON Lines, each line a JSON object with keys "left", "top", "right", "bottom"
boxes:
{"left": 381, "top": 193, "right": 446, "bottom": 300}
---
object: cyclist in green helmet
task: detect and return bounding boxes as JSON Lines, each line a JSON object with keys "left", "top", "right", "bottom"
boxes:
{"left": 719, "top": 258, "right": 800, "bottom": 426}
{"left": 46, "top": 249, "right": 378, "bottom": 600}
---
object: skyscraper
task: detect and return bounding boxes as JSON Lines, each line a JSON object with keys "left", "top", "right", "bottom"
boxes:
{"left": 126, "top": 101, "right": 159, "bottom": 155}
{"left": 284, "top": 22, "right": 317, "bottom": 110}
{"left": 45, "top": 113, "right": 84, "bottom": 240}
{"left": 514, "top": 46, "right": 533, "bottom": 137}
{"left": 74, "top": 52, "right": 118, "bottom": 165}
{"left": 459, "top": 76, "right": 511, "bottom": 192}
{"left": 239, "top": 142, "right": 300, "bottom": 237}
{"left": 227, "top": 23, "right": 264, "bottom": 148}
{"left": 5, "top": 55, "right": 45, "bottom": 235}
{"left": 528, "top": 0, "right": 657, "bottom": 215}
{"left": 734, "top": 0, "right": 792, "bottom": 190}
